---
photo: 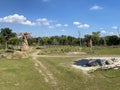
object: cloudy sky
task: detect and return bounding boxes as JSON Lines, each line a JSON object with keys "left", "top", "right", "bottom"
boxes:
{"left": 0, "top": 0, "right": 120, "bottom": 37}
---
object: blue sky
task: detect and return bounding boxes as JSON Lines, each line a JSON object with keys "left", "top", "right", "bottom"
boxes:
{"left": 0, "top": 0, "right": 120, "bottom": 37}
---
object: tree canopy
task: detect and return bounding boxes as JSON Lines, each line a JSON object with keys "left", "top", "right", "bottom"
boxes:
{"left": 0, "top": 27, "right": 120, "bottom": 49}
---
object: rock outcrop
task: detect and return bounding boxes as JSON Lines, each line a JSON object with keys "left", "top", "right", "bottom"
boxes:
{"left": 86, "top": 58, "right": 120, "bottom": 69}
{"left": 73, "top": 57, "right": 120, "bottom": 72}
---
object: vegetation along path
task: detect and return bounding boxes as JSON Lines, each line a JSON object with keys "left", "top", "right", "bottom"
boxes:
{"left": 32, "top": 50, "right": 57, "bottom": 87}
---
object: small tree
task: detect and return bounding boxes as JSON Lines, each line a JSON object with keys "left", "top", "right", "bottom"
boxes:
{"left": 0, "top": 28, "right": 16, "bottom": 50}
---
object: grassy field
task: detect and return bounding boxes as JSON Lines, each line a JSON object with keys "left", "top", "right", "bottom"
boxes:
{"left": 37, "top": 45, "right": 82, "bottom": 55}
{"left": 0, "top": 46, "right": 120, "bottom": 90}
{"left": 36, "top": 57, "right": 120, "bottom": 90}
{"left": 82, "top": 46, "right": 120, "bottom": 55}
{"left": 0, "top": 58, "right": 53, "bottom": 90}
{"left": 36, "top": 45, "right": 120, "bottom": 55}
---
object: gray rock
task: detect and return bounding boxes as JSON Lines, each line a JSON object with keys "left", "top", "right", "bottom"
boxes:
{"left": 105, "top": 60, "right": 113, "bottom": 65}
{"left": 114, "top": 68, "right": 119, "bottom": 70}
{"left": 0, "top": 54, "right": 6, "bottom": 58}
{"left": 115, "top": 64, "right": 120, "bottom": 68}
{"left": 98, "top": 59, "right": 106, "bottom": 66}
{"left": 74, "top": 57, "right": 120, "bottom": 71}
{"left": 111, "top": 58, "right": 119, "bottom": 62}
{"left": 101, "top": 66, "right": 111, "bottom": 70}
{"left": 87, "top": 59, "right": 98, "bottom": 66}
{"left": 87, "top": 59, "right": 107, "bottom": 66}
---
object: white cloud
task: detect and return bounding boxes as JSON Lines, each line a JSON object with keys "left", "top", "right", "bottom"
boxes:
{"left": 48, "top": 25, "right": 55, "bottom": 28}
{"left": 90, "top": 5, "right": 103, "bottom": 10}
{"left": 109, "top": 32, "right": 115, "bottom": 35}
{"left": 0, "top": 14, "right": 36, "bottom": 26}
{"left": 37, "top": 18, "right": 51, "bottom": 26}
{"left": 101, "top": 30, "right": 107, "bottom": 34}
{"left": 21, "top": 20, "right": 35, "bottom": 26}
{"left": 61, "top": 29, "right": 65, "bottom": 32}
{"left": 73, "top": 21, "right": 90, "bottom": 29}
{"left": 37, "top": 18, "right": 67, "bottom": 28}
{"left": 73, "top": 22, "right": 81, "bottom": 25}
{"left": 112, "top": 26, "right": 119, "bottom": 30}
{"left": 99, "top": 28, "right": 104, "bottom": 30}
{"left": 100, "top": 30, "right": 116, "bottom": 36}
{"left": 77, "top": 24, "right": 90, "bottom": 29}
{"left": 55, "top": 24, "right": 62, "bottom": 27}
{"left": 48, "top": 24, "right": 63, "bottom": 28}
{"left": 64, "top": 24, "right": 68, "bottom": 27}
{"left": 37, "top": 18, "right": 48, "bottom": 22}
{"left": 0, "top": 14, "right": 69, "bottom": 28}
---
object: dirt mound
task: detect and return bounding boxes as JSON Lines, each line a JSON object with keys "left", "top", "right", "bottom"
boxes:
{"left": 12, "top": 51, "right": 28, "bottom": 59}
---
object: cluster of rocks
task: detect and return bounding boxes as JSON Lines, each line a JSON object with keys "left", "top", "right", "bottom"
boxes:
{"left": 73, "top": 57, "right": 120, "bottom": 72}
{"left": 86, "top": 57, "right": 120, "bottom": 70}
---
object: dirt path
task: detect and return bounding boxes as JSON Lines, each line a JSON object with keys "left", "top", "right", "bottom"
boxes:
{"left": 32, "top": 50, "right": 57, "bottom": 86}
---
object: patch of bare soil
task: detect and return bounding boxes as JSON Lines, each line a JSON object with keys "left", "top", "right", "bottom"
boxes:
{"left": 67, "top": 52, "right": 87, "bottom": 55}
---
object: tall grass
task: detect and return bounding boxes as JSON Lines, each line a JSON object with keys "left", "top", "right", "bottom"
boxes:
{"left": 37, "top": 45, "right": 82, "bottom": 55}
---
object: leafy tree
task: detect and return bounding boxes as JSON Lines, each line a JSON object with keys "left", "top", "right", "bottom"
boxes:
{"left": 50, "top": 36, "right": 60, "bottom": 45}
{"left": 84, "top": 34, "right": 91, "bottom": 46}
{"left": 8, "top": 37, "right": 21, "bottom": 45}
{"left": 106, "top": 35, "right": 119, "bottom": 45}
{"left": 52, "top": 38, "right": 59, "bottom": 45}
{"left": 60, "top": 35, "right": 68, "bottom": 45}
{"left": 0, "top": 28, "right": 17, "bottom": 49}
{"left": 67, "top": 36, "right": 77, "bottom": 45}
{"left": 42, "top": 37, "right": 50, "bottom": 45}
{"left": 0, "top": 28, "right": 16, "bottom": 38}
{"left": 92, "top": 31, "right": 100, "bottom": 45}
{"left": 28, "top": 38, "right": 37, "bottom": 46}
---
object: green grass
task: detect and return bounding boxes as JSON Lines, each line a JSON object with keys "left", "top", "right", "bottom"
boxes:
{"left": 37, "top": 45, "right": 120, "bottom": 55}
{"left": 82, "top": 46, "right": 120, "bottom": 55}
{"left": 0, "top": 57, "right": 120, "bottom": 90}
{"left": 0, "top": 46, "right": 120, "bottom": 90}
{"left": 37, "top": 45, "right": 82, "bottom": 55}
{"left": 0, "top": 58, "right": 52, "bottom": 90}
{"left": 37, "top": 57, "right": 120, "bottom": 90}
{"left": 0, "top": 49, "right": 5, "bottom": 54}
